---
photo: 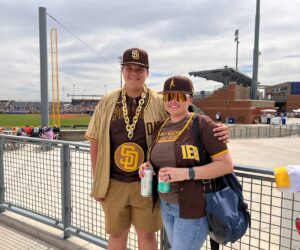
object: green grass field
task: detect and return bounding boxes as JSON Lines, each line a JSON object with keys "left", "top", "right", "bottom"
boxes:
{"left": 0, "top": 114, "right": 91, "bottom": 128}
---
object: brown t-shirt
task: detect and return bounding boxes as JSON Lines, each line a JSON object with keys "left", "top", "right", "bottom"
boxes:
{"left": 151, "top": 117, "right": 188, "bottom": 204}
{"left": 151, "top": 113, "right": 228, "bottom": 203}
{"left": 110, "top": 92, "right": 149, "bottom": 182}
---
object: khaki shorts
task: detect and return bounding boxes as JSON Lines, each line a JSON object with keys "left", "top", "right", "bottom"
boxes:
{"left": 101, "top": 179, "right": 162, "bottom": 234}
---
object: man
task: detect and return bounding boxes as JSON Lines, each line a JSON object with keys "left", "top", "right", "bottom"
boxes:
{"left": 52, "top": 124, "right": 60, "bottom": 139}
{"left": 24, "top": 125, "right": 32, "bottom": 136}
{"left": 86, "top": 48, "right": 229, "bottom": 250}
{"left": 30, "top": 125, "right": 40, "bottom": 138}
{"left": 266, "top": 112, "right": 272, "bottom": 124}
{"left": 215, "top": 112, "right": 222, "bottom": 122}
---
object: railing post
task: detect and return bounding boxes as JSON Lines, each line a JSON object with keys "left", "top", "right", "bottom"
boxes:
{"left": 279, "top": 125, "right": 282, "bottom": 137}
{"left": 61, "top": 144, "right": 71, "bottom": 239}
{"left": 0, "top": 137, "right": 5, "bottom": 212}
{"left": 160, "top": 229, "right": 171, "bottom": 250}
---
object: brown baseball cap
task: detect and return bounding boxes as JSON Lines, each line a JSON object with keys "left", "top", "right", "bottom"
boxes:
{"left": 161, "top": 75, "right": 194, "bottom": 95}
{"left": 121, "top": 48, "right": 149, "bottom": 68}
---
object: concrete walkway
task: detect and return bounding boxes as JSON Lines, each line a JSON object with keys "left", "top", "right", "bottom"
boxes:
{"left": 0, "top": 221, "right": 57, "bottom": 250}
{"left": 0, "top": 211, "right": 105, "bottom": 250}
{"left": 228, "top": 137, "right": 300, "bottom": 169}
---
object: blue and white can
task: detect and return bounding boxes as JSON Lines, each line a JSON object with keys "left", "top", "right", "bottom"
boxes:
{"left": 141, "top": 169, "right": 153, "bottom": 197}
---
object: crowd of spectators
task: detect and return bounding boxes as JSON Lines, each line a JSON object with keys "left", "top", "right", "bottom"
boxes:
{"left": 0, "top": 125, "right": 60, "bottom": 151}
{"left": 0, "top": 125, "right": 60, "bottom": 140}
{"left": 5, "top": 104, "right": 40, "bottom": 114}
{"left": 62, "top": 99, "right": 98, "bottom": 114}
{"left": 0, "top": 99, "right": 98, "bottom": 114}
{"left": 0, "top": 101, "right": 40, "bottom": 114}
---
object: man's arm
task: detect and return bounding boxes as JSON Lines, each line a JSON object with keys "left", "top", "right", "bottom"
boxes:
{"left": 90, "top": 140, "right": 105, "bottom": 202}
{"left": 213, "top": 123, "right": 229, "bottom": 143}
{"left": 90, "top": 140, "right": 98, "bottom": 178}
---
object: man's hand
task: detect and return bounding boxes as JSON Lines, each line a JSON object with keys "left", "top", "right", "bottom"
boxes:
{"left": 213, "top": 123, "right": 229, "bottom": 143}
{"left": 94, "top": 197, "right": 105, "bottom": 202}
{"left": 138, "top": 161, "right": 154, "bottom": 178}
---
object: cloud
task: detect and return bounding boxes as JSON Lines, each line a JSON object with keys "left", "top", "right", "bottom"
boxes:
{"left": 0, "top": 0, "right": 299, "bottom": 100}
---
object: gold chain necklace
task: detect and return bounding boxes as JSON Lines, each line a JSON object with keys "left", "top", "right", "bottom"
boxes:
{"left": 122, "top": 85, "right": 147, "bottom": 140}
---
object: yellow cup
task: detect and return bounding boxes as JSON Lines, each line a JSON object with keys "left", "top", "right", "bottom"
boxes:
{"left": 274, "top": 166, "right": 290, "bottom": 188}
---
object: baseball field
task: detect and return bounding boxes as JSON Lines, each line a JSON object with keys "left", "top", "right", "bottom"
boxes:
{"left": 0, "top": 114, "right": 91, "bottom": 128}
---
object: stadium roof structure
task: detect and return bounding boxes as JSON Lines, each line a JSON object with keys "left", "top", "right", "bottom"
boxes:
{"left": 189, "top": 67, "right": 253, "bottom": 87}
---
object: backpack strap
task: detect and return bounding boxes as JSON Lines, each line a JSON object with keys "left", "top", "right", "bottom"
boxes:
{"left": 193, "top": 115, "right": 220, "bottom": 250}
{"left": 192, "top": 115, "right": 210, "bottom": 165}
{"left": 192, "top": 116, "right": 215, "bottom": 190}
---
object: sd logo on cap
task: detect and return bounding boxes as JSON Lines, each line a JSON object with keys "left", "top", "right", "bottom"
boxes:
{"left": 121, "top": 48, "right": 149, "bottom": 68}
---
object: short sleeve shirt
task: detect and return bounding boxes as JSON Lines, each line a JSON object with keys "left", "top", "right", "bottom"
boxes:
{"left": 151, "top": 113, "right": 228, "bottom": 203}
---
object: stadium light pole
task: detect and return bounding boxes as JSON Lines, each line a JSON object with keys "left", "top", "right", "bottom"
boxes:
{"left": 62, "top": 87, "right": 65, "bottom": 103}
{"left": 73, "top": 84, "right": 76, "bottom": 96}
{"left": 62, "top": 86, "right": 64, "bottom": 112}
{"left": 234, "top": 29, "right": 240, "bottom": 70}
{"left": 118, "top": 56, "right": 123, "bottom": 88}
{"left": 251, "top": 0, "right": 260, "bottom": 100}
{"left": 39, "top": 7, "right": 49, "bottom": 127}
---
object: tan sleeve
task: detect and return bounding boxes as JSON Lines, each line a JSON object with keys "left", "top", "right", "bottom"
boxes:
{"left": 85, "top": 99, "right": 103, "bottom": 141}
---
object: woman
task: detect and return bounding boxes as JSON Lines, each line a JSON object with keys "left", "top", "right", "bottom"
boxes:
{"left": 139, "top": 75, "right": 233, "bottom": 250}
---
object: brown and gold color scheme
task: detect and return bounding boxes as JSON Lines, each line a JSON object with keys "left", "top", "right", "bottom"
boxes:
{"left": 121, "top": 48, "right": 149, "bottom": 68}
{"left": 114, "top": 142, "right": 145, "bottom": 172}
{"left": 122, "top": 84, "right": 148, "bottom": 140}
{"left": 161, "top": 75, "right": 194, "bottom": 95}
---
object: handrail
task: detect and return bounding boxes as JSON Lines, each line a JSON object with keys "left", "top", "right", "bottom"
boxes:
{"left": 0, "top": 135, "right": 299, "bottom": 250}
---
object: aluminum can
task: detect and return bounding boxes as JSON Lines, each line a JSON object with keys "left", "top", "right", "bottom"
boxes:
{"left": 158, "top": 178, "right": 170, "bottom": 193}
{"left": 141, "top": 169, "right": 153, "bottom": 197}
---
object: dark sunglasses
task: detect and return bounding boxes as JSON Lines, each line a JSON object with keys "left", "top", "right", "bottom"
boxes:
{"left": 162, "top": 92, "right": 190, "bottom": 102}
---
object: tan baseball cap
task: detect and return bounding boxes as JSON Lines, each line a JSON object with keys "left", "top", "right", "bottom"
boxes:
{"left": 121, "top": 48, "right": 149, "bottom": 68}
{"left": 161, "top": 75, "right": 194, "bottom": 95}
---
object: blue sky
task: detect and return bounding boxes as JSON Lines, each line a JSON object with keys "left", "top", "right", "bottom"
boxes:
{"left": 0, "top": 0, "right": 299, "bottom": 101}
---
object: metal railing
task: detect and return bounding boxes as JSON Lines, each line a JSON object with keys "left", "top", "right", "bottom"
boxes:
{"left": 229, "top": 123, "right": 300, "bottom": 139}
{"left": 0, "top": 135, "right": 299, "bottom": 250}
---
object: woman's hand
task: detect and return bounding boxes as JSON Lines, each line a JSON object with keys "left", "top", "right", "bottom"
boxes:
{"left": 138, "top": 161, "right": 154, "bottom": 178}
{"left": 159, "top": 167, "right": 189, "bottom": 183}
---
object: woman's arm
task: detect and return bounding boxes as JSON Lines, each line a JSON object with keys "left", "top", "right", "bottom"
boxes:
{"left": 194, "top": 151, "right": 233, "bottom": 180}
{"left": 158, "top": 151, "right": 233, "bottom": 183}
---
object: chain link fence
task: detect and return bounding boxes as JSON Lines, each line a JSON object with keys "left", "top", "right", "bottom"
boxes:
{"left": 0, "top": 135, "right": 299, "bottom": 249}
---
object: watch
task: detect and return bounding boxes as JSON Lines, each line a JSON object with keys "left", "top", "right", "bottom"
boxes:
{"left": 189, "top": 168, "right": 195, "bottom": 180}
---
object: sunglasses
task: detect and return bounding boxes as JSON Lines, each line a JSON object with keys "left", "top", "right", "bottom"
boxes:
{"left": 162, "top": 92, "right": 190, "bottom": 102}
